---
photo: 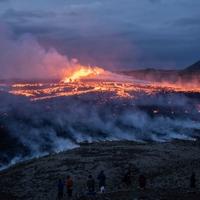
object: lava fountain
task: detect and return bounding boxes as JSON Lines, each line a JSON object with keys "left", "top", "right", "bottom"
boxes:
{"left": 62, "top": 65, "right": 106, "bottom": 83}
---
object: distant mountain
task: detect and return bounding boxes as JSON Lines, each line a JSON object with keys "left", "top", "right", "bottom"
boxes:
{"left": 119, "top": 60, "right": 200, "bottom": 83}
{"left": 182, "top": 60, "right": 200, "bottom": 73}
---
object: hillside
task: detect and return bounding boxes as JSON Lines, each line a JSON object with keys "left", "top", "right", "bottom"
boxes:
{"left": 183, "top": 61, "right": 200, "bottom": 73}
{"left": 0, "top": 140, "right": 200, "bottom": 200}
{"left": 120, "top": 60, "right": 200, "bottom": 83}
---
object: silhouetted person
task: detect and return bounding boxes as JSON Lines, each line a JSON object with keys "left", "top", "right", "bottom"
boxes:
{"left": 66, "top": 175, "right": 73, "bottom": 198}
{"left": 123, "top": 168, "right": 132, "bottom": 187}
{"left": 57, "top": 179, "right": 64, "bottom": 200}
{"left": 190, "top": 172, "right": 196, "bottom": 189}
{"left": 139, "top": 174, "right": 146, "bottom": 190}
{"left": 87, "top": 175, "right": 96, "bottom": 195}
{"left": 97, "top": 170, "right": 106, "bottom": 192}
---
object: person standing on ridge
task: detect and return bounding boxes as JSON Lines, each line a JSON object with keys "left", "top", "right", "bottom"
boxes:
{"left": 190, "top": 172, "right": 196, "bottom": 189}
{"left": 138, "top": 174, "right": 146, "bottom": 190}
{"left": 97, "top": 170, "right": 106, "bottom": 193}
{"left": 123, "top": 167, "right": 132, "bottom": 188}
{"left": 87, "top": 174, "right": 96, "bottom": 196}
{"left": 66, "top": 175, "right": 73, "bottom": 198}
{"left": 57, "top": 179, "right": 64, "bottom": 200}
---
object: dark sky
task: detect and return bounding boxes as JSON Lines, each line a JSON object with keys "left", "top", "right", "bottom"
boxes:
{"left": 0, "top": 0, "right": 200, "bottom": 70}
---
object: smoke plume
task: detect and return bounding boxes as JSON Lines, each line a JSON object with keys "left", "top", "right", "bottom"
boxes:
{"left": 0, "top": 23, "right": 72, "bottom": 80}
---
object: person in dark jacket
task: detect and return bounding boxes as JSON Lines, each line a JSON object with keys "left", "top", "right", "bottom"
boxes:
{"left": 138, "top": 174, "right": 146, "bottom": 190}
{"left": 97, "top": 170, "right": 106, "bottom": 192}
{"left": 57, "top": 179, "right": 64, "bottom": 200}
{"left": 190, "top": 172, "right": 196, "bottom": 189}
{"left": 66, "top": 175, "right": 73, "bottom": 198}
{"left": 87, "top": 175, "right": 96, "bottom": 195}
{"left": 123, "top": 168, "right": 132, "bottom": 187}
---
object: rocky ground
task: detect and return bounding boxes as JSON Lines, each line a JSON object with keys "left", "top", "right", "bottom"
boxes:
{"left": 0, "top": 140, "right": 200, "bottom": 200}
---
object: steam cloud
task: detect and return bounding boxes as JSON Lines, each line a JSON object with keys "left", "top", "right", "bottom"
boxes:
{"left": 0, "top": 90, "right": 200, "bottom": 170}
{"left": 0, "top": 23, "right": 72, "bottom": 80}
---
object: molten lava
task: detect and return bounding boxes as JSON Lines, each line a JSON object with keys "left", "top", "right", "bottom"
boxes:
{"left": 62, "top": 65, "right": 105, "bottom": 83}
{"left": 0, "top": 64, "right": 199, "bottom": 101}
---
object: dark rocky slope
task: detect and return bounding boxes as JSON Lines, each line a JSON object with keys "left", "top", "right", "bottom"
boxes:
{"left": 183, "top": 60, "right": 200, "bottom": 73}
{"left": 0, "top": 140, "right": 200, "bottom": 200}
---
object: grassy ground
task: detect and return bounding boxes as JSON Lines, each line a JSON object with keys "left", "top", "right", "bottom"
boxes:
{"left": 0, "top": 140, "right": 200, "bottom": 200}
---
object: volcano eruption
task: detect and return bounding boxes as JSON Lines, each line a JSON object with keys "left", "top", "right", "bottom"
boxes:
{"left": 0, "top": 60, "right": 200, "bottom": 170}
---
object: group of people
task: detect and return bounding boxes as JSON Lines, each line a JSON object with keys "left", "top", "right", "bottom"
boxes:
{"left": 57, "top": 175, "right": 73, "bottom": 200}
{"left": 122, "top": 168, "right": 146, "bottom": 190}
{"left": 57, "top": 170, "right": 106, "bottom": 200}
{"left": 57, "top": 169, "right": 197, "bottom": 200}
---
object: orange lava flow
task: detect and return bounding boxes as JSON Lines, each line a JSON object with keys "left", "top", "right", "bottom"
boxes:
{"left": 2, "top": 65, "right": 199, "bottom": 101}
{"left": 7, "top": 80, "right": 200, "bottom": 101}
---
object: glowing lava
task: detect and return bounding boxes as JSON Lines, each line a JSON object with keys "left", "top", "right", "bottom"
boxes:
{"left": 0, "top": 64, "right": 199, "bottom": 101}
{"left": 62, "top": 65, "right": 105, "bottom": 83}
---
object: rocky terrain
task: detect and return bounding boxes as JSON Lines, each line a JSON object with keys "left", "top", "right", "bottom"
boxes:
{"left": 0, "top": 140, "right": 200, "bottom": 200}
